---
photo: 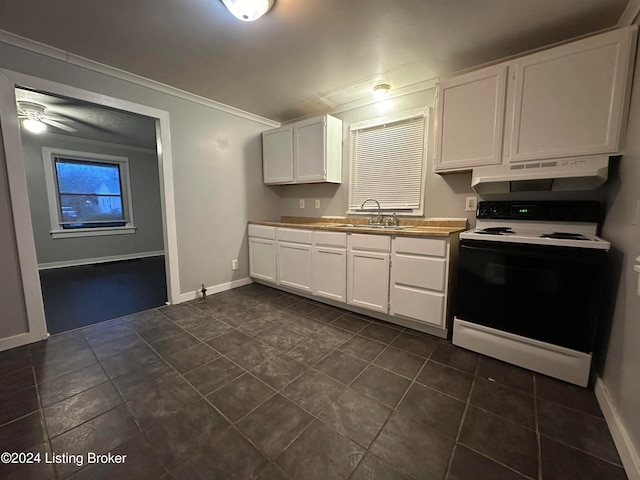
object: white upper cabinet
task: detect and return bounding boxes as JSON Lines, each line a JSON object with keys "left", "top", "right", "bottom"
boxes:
{"left": 507, "top": 27, "right": 636, "bottom": 163}
{"left": 262, "top": 114, "right": 342, "bottom": 185}
{"left": 434, "top": 64, "right": 508, "bottom": 172}
{"left": 434, "top": 26, "right": 637, "bottom": 172}
{"left": 262, "top": 125, "right": 294, "bottom": 184}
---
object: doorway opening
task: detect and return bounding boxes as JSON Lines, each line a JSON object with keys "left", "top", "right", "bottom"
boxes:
{"left": 14, "top": 85, "right": 174, "bottom": 334}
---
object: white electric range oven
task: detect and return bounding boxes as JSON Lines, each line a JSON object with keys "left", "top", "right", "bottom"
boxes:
{"left": 452, "top": 201, "right": 609, "bottom": 387}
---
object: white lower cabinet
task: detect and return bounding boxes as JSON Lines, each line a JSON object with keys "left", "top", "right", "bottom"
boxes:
{"left": 248, "top": 225, "right": 276, "bottom": 283}
{"left": 248, "top": 225, "right": 456, "bottom": 335}
{"left": 390, "top": 237, "right": 450, "bottom": 327}
{"left": 276, "top": 228, "right": 313, "bottom": 292}
{"left": 313, "top": 231, "right": 347, "bottom": 302}
{"left": 347, "top": 234, "right": 390, "bottom": 314}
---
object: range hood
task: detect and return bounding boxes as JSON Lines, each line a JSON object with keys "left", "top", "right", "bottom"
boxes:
{"left": 471, "top": 156, "right": 610, "bottom": 194}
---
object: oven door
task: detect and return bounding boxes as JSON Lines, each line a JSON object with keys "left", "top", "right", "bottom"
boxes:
{"left": 455, "top": 239, "right": 607, "bottom": 353}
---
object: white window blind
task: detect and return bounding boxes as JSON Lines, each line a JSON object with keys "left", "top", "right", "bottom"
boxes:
{"left": 349, "top": 111, "right": 426, "bottom": 212}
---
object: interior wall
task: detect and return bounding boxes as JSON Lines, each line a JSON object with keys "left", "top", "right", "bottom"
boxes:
{"left": 273, "top": 89, "right": 476, "bottom": 225}
{"left": 0, "top": 39, "right": 280, "bottom": 301}
{"left": 598, "top": 34, "right": 640, "bottom": 461}
{"left": 21, "top": 132, "right": 164, "bottom": 266}
{"left": 0, "top": 129, "right": 28, "bottom": 338}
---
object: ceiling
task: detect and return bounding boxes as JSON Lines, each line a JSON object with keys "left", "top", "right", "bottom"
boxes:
{"left": 15, "top": 88, "right": 158, "bottom": 149}
{"left": 0, "top": 0, "right": 632, "bottom": 123}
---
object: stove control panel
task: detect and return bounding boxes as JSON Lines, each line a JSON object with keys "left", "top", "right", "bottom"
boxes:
{"left": 477, "top": 201, "right": 601, "bottom": 223}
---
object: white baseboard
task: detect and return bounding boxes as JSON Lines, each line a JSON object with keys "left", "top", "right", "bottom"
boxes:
{"left": 595, "top": 376, "right": 640, "bottom": 480}
{"left": 38, "top": 251, "right": 165, "bottom": 270}
{"left": 178, "top": 277, "right": 253, "bottom": 303}
{"left": 0, "top": 332, "right": 36, "bottom": 352}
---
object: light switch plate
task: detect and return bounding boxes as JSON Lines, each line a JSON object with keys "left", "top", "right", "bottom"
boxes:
{"left": 315, "top": 199, "right": 321, "bottom": 209}
{"left": 465, "top": 195, "right": 478, "bottom": 212}
{"left": 299, "top": 199, "right": 305, "bottom": 209}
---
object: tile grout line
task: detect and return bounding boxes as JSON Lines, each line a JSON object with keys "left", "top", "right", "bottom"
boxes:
{"left": 344, "top": 341, "right": 438, "bottom": 480}
{"left": 443, "top": 355, "right": 479, "bottom": 479}
{"left": 534, "top": 375, "right": 543, "bottom": 480}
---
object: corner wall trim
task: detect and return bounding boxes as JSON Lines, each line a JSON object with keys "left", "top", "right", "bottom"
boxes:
{"left": 37, "top": 251, "right": 165, "bottom": 270}
{"left": 618, "top": 0, "right": 640, "bottom": 27}
{"left": 595, "top": 376, "right": 640, "bottom": 480}
{"left": 178, "top": 277, "right": 253, "bottom": 304}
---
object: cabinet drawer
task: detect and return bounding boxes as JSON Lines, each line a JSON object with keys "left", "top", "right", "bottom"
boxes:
{"left": 348, "top": 234, "right": 391, "bottom": 252}
{"left": 392, "top": 255, "right": 446, "bottom": 291}
{"left": 276, "top": 228, "right": 313, "bottom": 244}
{"left": 391, "top": 286, "right": 444, "bottom": 327}
{"left": 248, "top": 224, "right": 276, "bottom": 240}
{"left": 394, "top": 237, "right": 447, "bottom": 257}
{"left": 314, "top": 230, "right": 347, "bottom": 247}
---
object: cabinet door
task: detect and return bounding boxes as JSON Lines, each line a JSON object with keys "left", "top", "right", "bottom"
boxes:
{"left": 390, "top": 237, "right": 449, "bottom": 327}
{"left": 347, "top": 250, "right": 389, "bottom": 313}
{"left": 263, "top": 125, "right": 294, "bottom": 184}
{"left": 294, "top": 117, "right": 326, "bottom": 182}
{"left": 249, "top": 238, "right": 276, "bottom": 283}
{"left": 390, "top": 255, "right": 446, "bottom": 327}
{"left": 277, "top": 242, "right": 313, "bottom": 292}
{"left": 313, "top": 246, "right": 346, "bottom": 302}
{"left": 508, "top": 27, "right": 636, "bottom": 162}
{"left": 435, "top": 64, "right": 507, "bottom": 172}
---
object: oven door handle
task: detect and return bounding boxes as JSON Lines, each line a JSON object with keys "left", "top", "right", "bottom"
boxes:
{"left": 460, "top": 243, "right": 548, "bottom": 259}
{"left": 459, "top": 241, "right": 606, "bottom": 261}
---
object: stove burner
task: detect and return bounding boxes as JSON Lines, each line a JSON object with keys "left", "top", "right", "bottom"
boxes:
{"left": 540, "top": 232, "right": 588, "bottom": 240}
{"left": 478, "top": 227, "right": 514, "bottom": 235}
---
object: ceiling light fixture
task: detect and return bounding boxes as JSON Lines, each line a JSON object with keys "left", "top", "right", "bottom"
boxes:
{"left": 373, "top": 84, "right": 391, "bottom": 101}
{"left": 22, "top": 117, "right": 47, "bottom": 134}
{"left": 221, "top": 0, "right": 274, "bottom": 22}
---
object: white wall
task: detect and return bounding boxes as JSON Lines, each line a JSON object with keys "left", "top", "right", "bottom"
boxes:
{"left": 21, "top": 133, "right": 165, "bottom": 266}
{"left": 598, "top": 33, "right": 640, "bottom": 471}
{"left": 273, "top": 89, "right": 476, "bottom": 225}
{"left": 0, "top": 37, "right": 281, "bottom": 346}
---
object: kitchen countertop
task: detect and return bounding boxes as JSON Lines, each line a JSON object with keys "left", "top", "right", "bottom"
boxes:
{"left": 249, "top": 216, "right": 467, "bottom": 238}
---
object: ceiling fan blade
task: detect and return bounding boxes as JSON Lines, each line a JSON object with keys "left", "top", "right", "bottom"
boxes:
{"left": 44, "top": 115, "right": 73, "bottom": 122}
{"left": 43, "top": 119, "right": 77, "bottom": 132}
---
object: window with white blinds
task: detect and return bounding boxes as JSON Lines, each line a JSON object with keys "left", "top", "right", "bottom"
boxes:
{"left": 349, "top": 109, "right": 427, "bottom": 214}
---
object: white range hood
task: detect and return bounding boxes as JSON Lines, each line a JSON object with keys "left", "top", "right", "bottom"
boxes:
{"left": 471, "top": 156, "right": 610, "bottom": 194}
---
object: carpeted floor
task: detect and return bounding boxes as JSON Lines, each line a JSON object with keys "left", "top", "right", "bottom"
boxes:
{"left": 39, "top": 256, "right": 167, "bottom": 334}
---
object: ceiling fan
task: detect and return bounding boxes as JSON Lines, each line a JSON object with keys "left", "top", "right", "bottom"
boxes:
{"left": 17, "top": 101, "right": 77, "bottom": 133}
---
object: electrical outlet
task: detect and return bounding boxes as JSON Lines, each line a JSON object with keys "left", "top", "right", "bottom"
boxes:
{"left": 231, "top": 259, "right": 238, "bottom": 271}
{"left": 465, "top": 195, "right": 478, "bottom": 212}
{"left": 315, "top": 199, "right": 321, "bottom": 209}
{"left": 299, "top": 199, "right": 305, "bottom": 209}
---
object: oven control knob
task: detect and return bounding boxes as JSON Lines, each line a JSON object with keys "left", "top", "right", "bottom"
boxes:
{"left": 478, "top": 205, "right": 492, "bottom": 217}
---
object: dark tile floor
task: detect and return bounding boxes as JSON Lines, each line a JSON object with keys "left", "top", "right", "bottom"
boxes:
{"left": 39, "top": 256, "right": 168, "bottom": 334}
{"left": 0, "top": 284, "right": 627, "bottom": 480}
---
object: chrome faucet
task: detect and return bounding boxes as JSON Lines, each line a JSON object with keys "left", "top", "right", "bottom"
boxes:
{"left": 360, "top": 198, "right": 382, "bottom": 224}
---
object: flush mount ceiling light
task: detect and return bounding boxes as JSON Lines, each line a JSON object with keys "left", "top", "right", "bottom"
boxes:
{"left": 373, "top": 84, "right": 391, "bottom": 101}
{"left": 221, "top": 0, "right": 274, "bottom": 22}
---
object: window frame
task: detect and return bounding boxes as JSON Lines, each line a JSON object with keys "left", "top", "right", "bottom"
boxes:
{"left": 41, "top": 147, "right": 136, "bottom": 238}
{"left": 347, "top": 108, "right": 429, "bottom": 217}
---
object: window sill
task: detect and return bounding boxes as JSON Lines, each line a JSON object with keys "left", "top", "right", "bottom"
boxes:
{"left": 50, "top": 226, "right": 137, "bottom": 239}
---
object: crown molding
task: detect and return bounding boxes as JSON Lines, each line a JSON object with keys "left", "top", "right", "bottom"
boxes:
{"left": 0, "top": 29, "right": 280, "bottom": 128}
